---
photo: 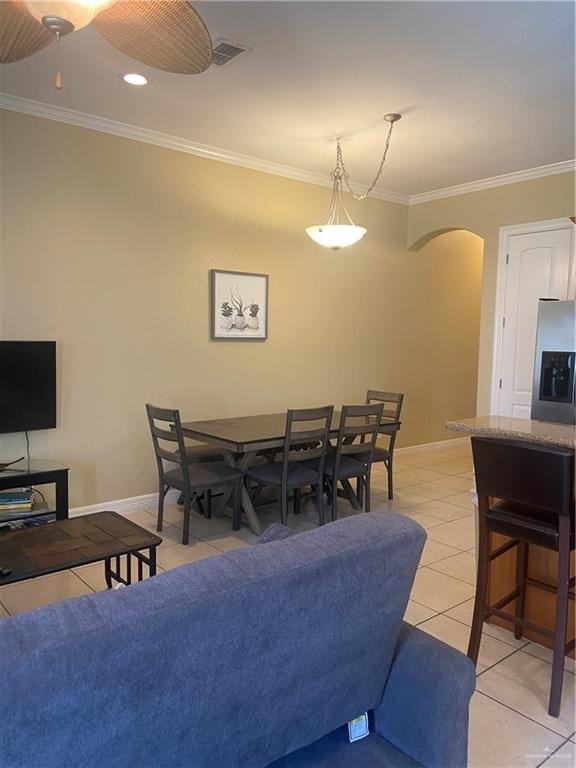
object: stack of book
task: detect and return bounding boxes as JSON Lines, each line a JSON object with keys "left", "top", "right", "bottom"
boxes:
{"left": 0, "top": 490, "right": 35, "bottom": 519}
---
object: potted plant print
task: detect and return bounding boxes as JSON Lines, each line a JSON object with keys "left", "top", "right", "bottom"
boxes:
{"left": 247, "top": 303, "right": 259, "bottom": 330}
{"left": 231, "top": 287, "right": 247, "bottom": 330}
{"left": 220, "top": 301, "right": 234, "bottom": 331}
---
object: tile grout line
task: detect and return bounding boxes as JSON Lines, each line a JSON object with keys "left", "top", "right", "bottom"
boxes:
{"left": 422, "top": 550, "right": 476, "bottom": 584}
{"left": 72, "top": 570, "right": 98, "bottom": 594}
{"left": 437, "top": 610, "right": 530, "bottom": 651}
{"left": 417, "top": 562, "right": 475, "bottom": 589}
{"left": 424, "top": 554, "right": 476, "bottom": 585}
{"left": 474, "top": 642, "right": 575, "bottom": 679}
{"left": 411, "top": 506, "right": 473, "bottom": 521}
{"left": 474, "top": 645, "right": 524, "bottom": 677}
{"left": 408, "top": 592, "right": 472, "bottom": 616}
{"left": 536, "top": 735, "right": 574, "bottom": 767}
{"left": 474, "top": 688, "right": 570, "bottom": 740}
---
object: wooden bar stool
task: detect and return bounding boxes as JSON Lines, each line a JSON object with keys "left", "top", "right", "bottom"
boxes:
{"left": 468, "top": 436, "right": 575, "bottom": 718}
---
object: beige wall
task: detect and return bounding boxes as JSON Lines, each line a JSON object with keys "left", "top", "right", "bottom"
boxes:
{"left": 0, "top": 111, "right": 482, "bottom": 506}
{"left": 407, "top": 173, "right": 576, "bottom": 415}
{"left": 0, "top": 110, "right": 4, "bottom": 338}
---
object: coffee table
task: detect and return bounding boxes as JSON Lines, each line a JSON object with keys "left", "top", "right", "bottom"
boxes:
{"left": 0, "top": 511, "right": 161, "bottom": 588}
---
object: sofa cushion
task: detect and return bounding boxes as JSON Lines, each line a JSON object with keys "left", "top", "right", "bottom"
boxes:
{"left": 0, "top": 512, "right": 425, "bottom": 768}
{"left": 268, "top": 725, "right": 422, "bottom": 768}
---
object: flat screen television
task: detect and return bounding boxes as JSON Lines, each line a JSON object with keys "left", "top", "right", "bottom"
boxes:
{"left": 0, "top": 341, "right": 57, "bottom": 434}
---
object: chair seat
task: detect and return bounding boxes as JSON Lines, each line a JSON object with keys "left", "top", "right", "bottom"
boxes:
{"left": 487, "top": 500, "right": 575, "bottom": 551}
{"left": 372, "top": 446, "right": 391, "bottom": 463}
{"left": 323, "top": 454, "right": 368, "bottom": 480}
{"left": 165, "top": 462, "right": 243, "bottom": 491}
{"left": 247, "top": 461, "right": 321, "bottom": 489}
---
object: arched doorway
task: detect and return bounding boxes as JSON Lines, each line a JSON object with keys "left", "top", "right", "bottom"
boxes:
{"left": 409, "top": 228, "right": 484, "bottom": 422}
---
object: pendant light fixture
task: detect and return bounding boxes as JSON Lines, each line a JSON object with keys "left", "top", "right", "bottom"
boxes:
{"left": 306, "top": 113, "right": 402, "bottom": 250}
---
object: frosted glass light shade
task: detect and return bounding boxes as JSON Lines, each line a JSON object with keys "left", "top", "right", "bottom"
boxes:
{"left": 25, "top": 1, "right": 114, "bottom": 30}
{"left": 306, "top": 224, "right": 367, "bottom": 250}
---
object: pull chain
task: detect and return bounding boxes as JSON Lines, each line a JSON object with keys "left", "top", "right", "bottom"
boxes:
{"left": 337, "top": 114, "right": 401, "bottom": 200}
{"left": 54, "top": 31, "right": 63, "bottom": 90}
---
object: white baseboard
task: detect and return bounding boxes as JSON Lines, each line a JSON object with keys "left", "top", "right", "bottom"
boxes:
{"left": 70, "top": 489, "right": 179, "bottom": 518}
{"left": 395, "top": 436, "right": 470, "bottom": 455}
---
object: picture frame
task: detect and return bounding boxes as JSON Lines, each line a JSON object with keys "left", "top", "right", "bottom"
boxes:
{"left": 210, "top": 270, "right": 269, "bottom": 341}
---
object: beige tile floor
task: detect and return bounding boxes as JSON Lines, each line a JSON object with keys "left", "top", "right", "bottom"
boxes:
{"left": 0, "top": 440, "right": 574, "bottom": 767}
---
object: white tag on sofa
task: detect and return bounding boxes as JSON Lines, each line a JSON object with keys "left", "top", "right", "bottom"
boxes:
{"left": 348, "top": 713, "right": 369, "bottom": 742}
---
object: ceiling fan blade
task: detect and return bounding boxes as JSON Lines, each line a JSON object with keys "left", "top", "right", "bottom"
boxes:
{"left": 93, "top": 0, "right": 212, "bottom": 75}
{"left": 0, "top": 0, "right": 54, "bottom": 63}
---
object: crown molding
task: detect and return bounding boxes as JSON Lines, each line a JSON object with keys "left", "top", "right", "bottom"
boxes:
{"left": 0, "top": 93, "right": 410, "bottom": 205}
{"left": 410, "top": 159, "right": 576, "bottom": 204}
{"left": 1, "top": 94, "right": 574, "bottom": 207}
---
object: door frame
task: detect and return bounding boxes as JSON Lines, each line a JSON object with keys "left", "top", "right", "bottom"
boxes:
{"left": 490, "top": 217, "right": 575, "bottom": 416}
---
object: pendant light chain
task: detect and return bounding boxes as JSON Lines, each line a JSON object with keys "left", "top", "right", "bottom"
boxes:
{"left": 305, "top": 112, "right": 401, "bottom": 250}
{"left": 337, "top": 117, "right": 397, "bottom": 201}
{"left": 324, "top": 174, "right": 356, "bottom": 226}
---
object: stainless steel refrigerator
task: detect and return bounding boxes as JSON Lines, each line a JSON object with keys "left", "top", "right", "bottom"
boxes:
{"left": 531, "top": 299, "right": 576, "bottom": 424}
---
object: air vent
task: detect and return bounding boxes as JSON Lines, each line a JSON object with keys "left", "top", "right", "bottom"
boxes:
{"left": 211, "top": 39, "right": 250, "bottom": 67}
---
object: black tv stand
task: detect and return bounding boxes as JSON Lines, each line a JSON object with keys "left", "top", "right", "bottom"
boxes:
{"left": 0, "top": 461, "right": 69, "bottom": 521}
{"left": 0, "top": 457, "right": 25, "bottom": 473}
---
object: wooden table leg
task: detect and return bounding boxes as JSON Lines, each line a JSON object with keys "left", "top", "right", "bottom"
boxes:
{"left": 218, "top": 450, "right": 263, "bottom": 536}
{"left": 340, "top": 479, "right": 361, "bottom": 510}
{"left": 211, "top": 451, "right": 238, "bottom": 518}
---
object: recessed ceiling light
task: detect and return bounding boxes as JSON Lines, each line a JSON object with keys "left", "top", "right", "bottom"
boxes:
{"left": 122, "top": 73, "right": 148, "bottom": 86}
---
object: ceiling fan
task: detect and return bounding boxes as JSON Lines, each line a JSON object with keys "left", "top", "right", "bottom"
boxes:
{"left": 0, "top": 1, "right": 213, "bottom": 78}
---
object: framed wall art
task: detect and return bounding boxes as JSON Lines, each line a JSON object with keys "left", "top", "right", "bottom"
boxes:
{"left": 210, "top": 270, "right": 268, "bottom": 341}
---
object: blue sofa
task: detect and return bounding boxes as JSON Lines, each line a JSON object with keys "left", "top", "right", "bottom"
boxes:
{"left": 0, "top": 512, "right": 475, "bottom": 768}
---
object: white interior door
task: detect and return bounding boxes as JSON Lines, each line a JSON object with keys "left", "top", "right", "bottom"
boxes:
{"left": 497, "top": 228, "right": 573, "bottom": 418}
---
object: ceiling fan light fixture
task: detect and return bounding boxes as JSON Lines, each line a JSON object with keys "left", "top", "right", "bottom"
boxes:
{"left": 122, "top": 72, "right": 148, "bottom": 86}
{"left": 25, "top": 0, "right": 115, "bottom": 33}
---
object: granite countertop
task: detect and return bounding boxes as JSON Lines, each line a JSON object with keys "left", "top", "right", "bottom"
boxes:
{"left": 445, "top": 415, "right": 576, "bottom": 449}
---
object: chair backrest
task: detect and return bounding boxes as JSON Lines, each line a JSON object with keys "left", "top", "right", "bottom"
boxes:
{"left": 471, "top": 436, "right": 574, "bottom": 516}
{"left": 331, "top": 403, "right": 384, "bottom": 475}
{"left": 145, "top": 403, "right": 190, "bottom": 484}
{"left": 366, "top": 389, "right": 404, "bottom": 422}
{"left": 366, "top": 390, "right": 403, "bottom": 452}
{"left": 282, "top": 405, "right": 334, "bottom": 478}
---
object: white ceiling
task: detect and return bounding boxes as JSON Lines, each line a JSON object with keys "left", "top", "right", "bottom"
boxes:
{"left": 1, "top": 1, "right": 574, "bottom": 195}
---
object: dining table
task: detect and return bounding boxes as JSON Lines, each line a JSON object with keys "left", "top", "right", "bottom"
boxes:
{"left": 181, "top": 411, "right": 401, "bottom": 535}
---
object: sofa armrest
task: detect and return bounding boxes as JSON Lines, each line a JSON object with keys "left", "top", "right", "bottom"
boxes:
{"left": 374, "top": 622, "right": 475, "bottom": 768}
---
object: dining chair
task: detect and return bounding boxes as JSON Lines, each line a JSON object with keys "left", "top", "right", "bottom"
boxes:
{"left": 363, "top": 390, "right": 404, "bottom": 500}
{"left": 176, "top": 443, "right": 223, "bottom": 517}
{"left": 145, "top": 404, "right": 244, "bottom": 544}
{"left": 245, "top": 406, "right": 334, "bottom": 526}
{"left": 325, "top": 403, "right": 384, "bottom": 521}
